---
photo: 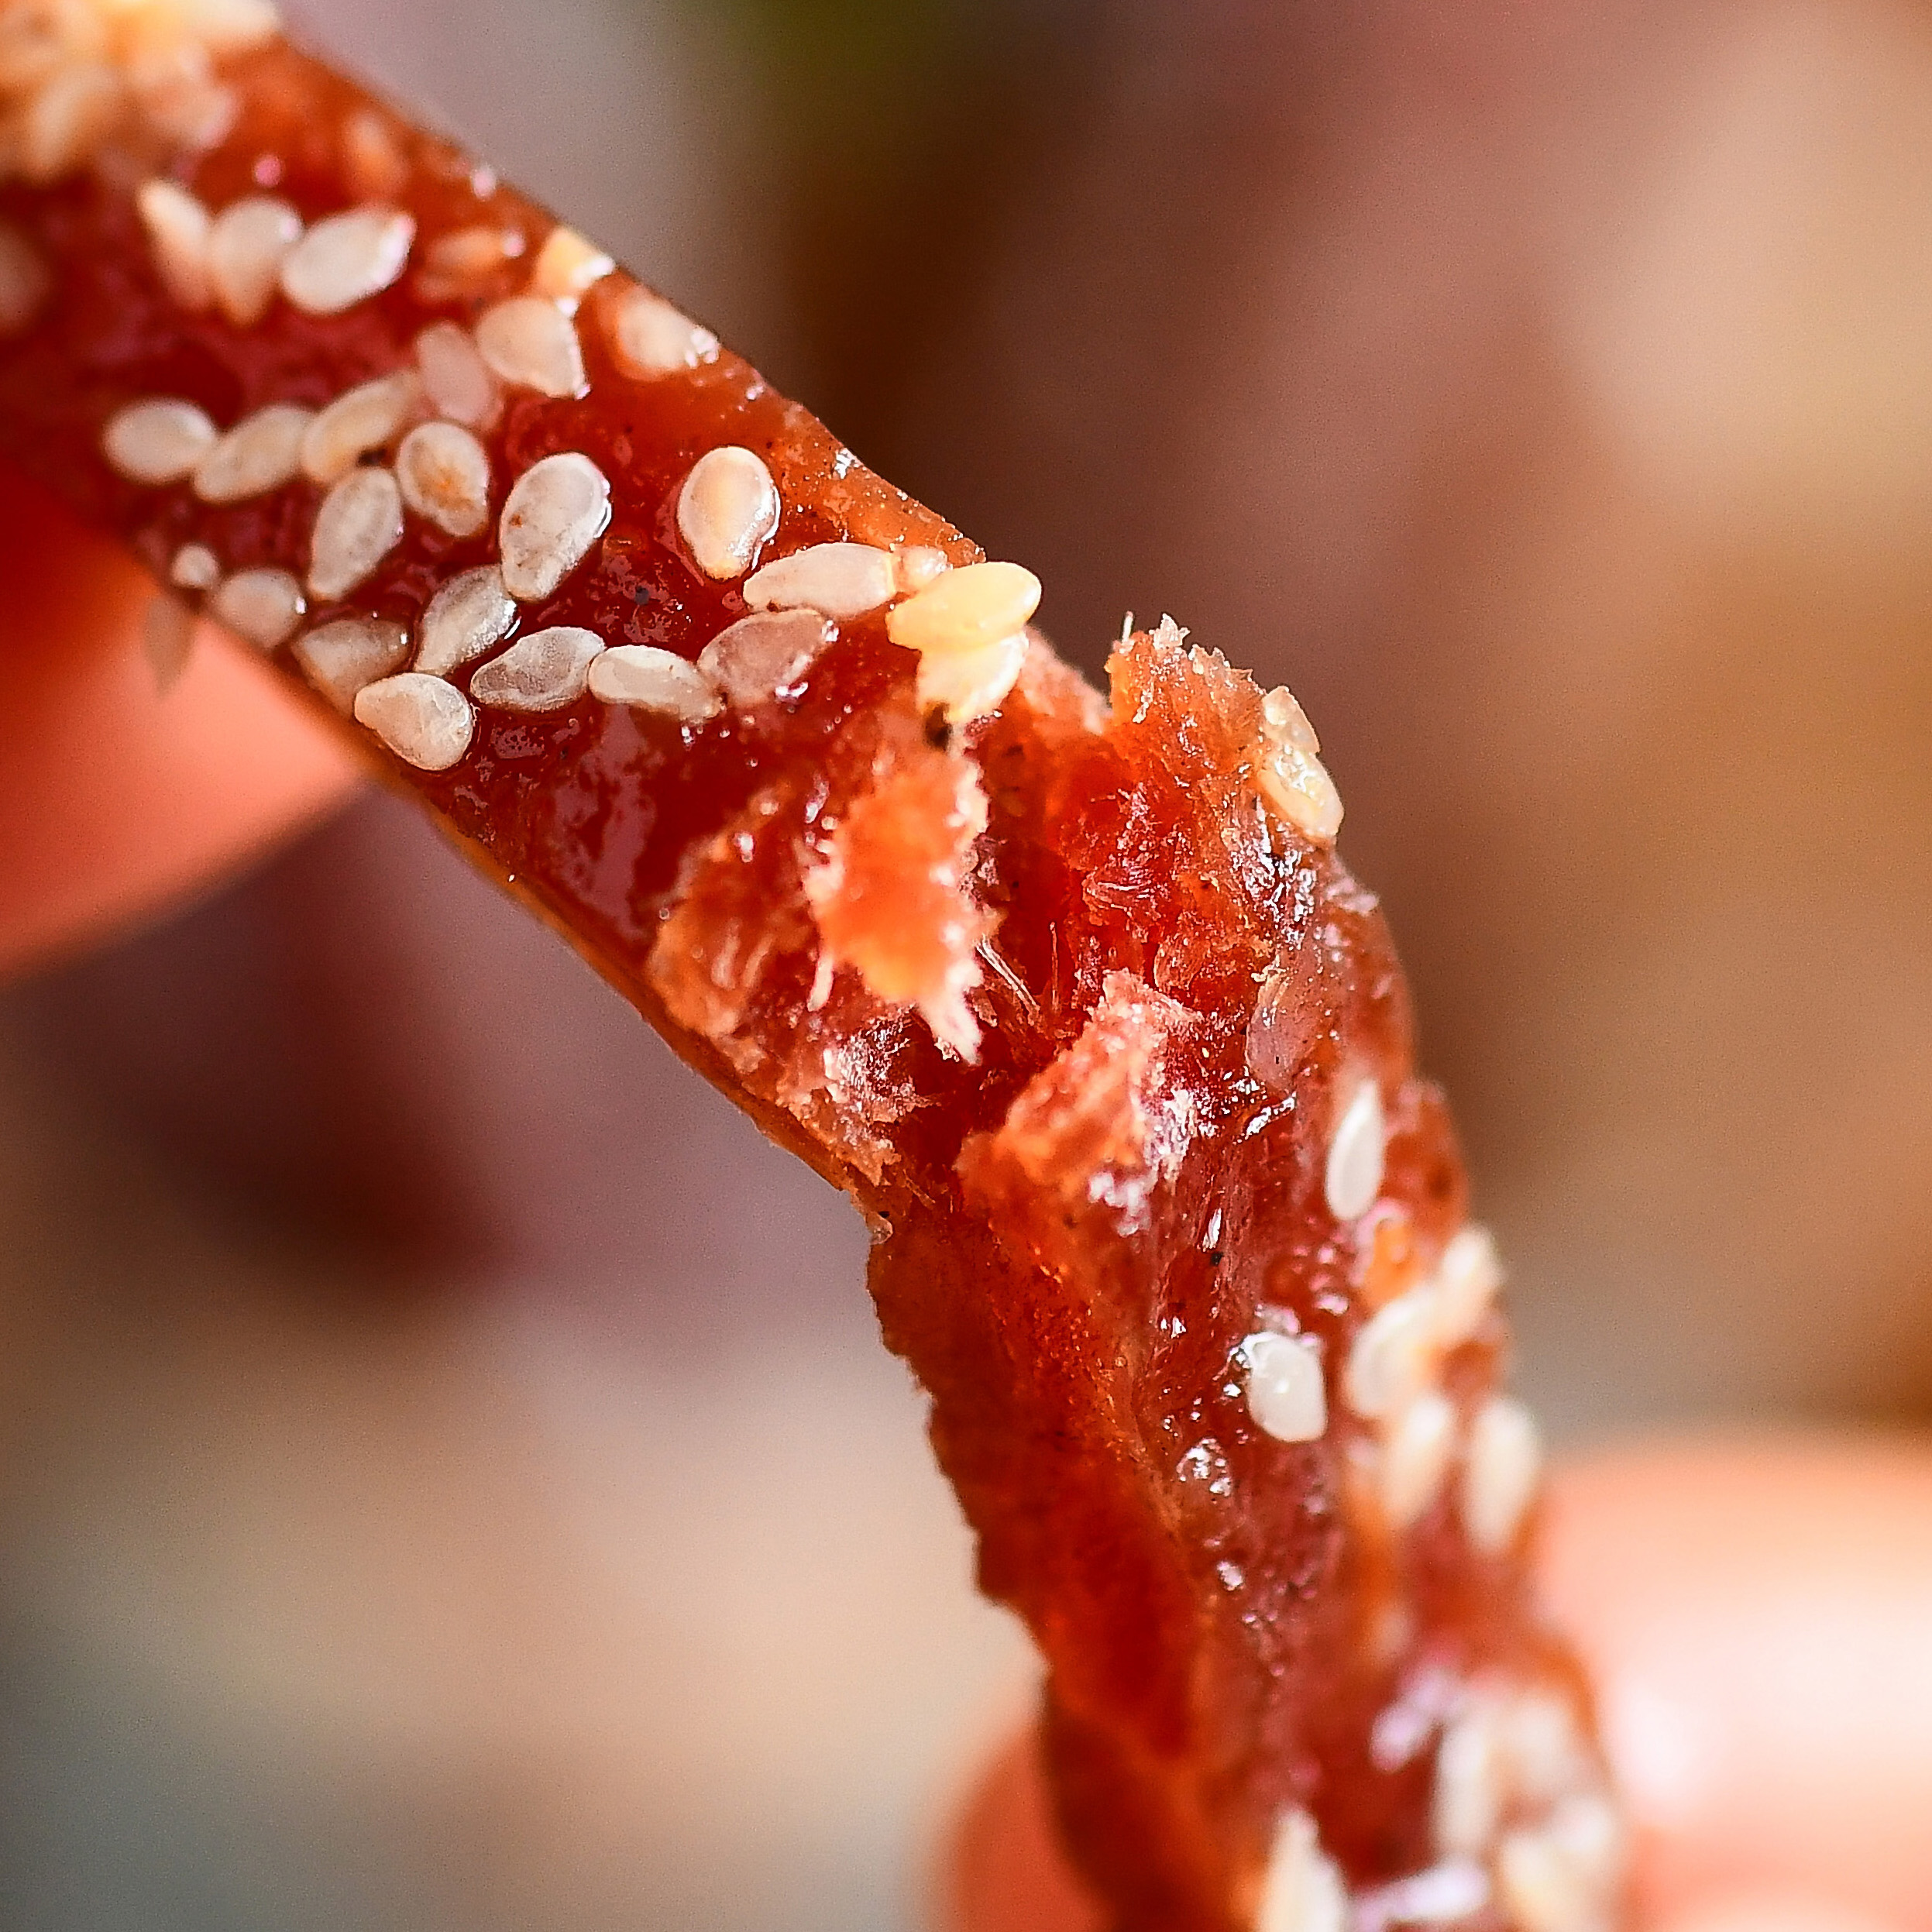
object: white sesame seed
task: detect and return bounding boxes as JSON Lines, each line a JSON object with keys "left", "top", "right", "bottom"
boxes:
{"left": 208, "top": 566, "right": 304, "bottom": 650}
{"left": 22, "top": 61, "right": 123, "bottom": 183}
{"left": 353, "top": 671, "right": 474, "bottom": 771}
{"left": 1256, "top": 741, "right": 1345, "bottom": 845}
{"left": 1358, "top": 1860, "right": 1491, "bottom": 1931}
{"left": 1434, "top": 1226, "right": 1504, "bottom": 1351}
{"left": 180, "top": 0, "right": 282, "bottom": 56}
{"left": 293, "top": 617, "right": 410, "bottom": 711}
{"left": 1255, "top": 1811, "right": 1348, "bottom": 1932}
{"left": 1263, "top": 685, "right": 1320, "bottom": 753}
{"left": 103, "top": 397, "right": 218, "bottom": 484}
{"left": 474, "top": 294, "right": 585, "bottom": 397}
{"left": 1495, "top": 1797, "right": 1624, "bottom": 1932}
{"left": 887, "top": 559, "right": 1042, "bottom": 657}
{"left": 341, "top": 109, "right": 408, "bottom": 201}
{"left": 1462, "top": 1397, "right": 1542, "bottom": 1556}
{"left": 1325, "top": 1078, "right": 1385, "bottom": 1221}
{"left": 893, "top": 545, "right": 951, "bottom": 596}
{"left": 498, "top": 451, "right": 610, "bottom": 601}
{"left": 1243, "top": 1331, "right": 1327, "bottom": 1445}
{"left": 677, "top": 445, "right": 780, "bottom": 580}
{"left": 744, "top": 541, "right": 896, "bottom": 621}
{"left": 279, "top": 205, "right": 414, "bottom": 316}
{"left": 414, "top": 321, "right": 500, "bottom": 431}
{"left": 191, "top": 402, "right": 311, "bottom": 502}
{"left": 395, "top": 420, "right": 490, "bottom": 538}
{"left": 308, "top": 465, "right": 403, "bottom": 600}
{"left": 696, "top": 609, "right": 833, "bottom": 710}
{"left": 469, "top": 624, "right": 603, "bottom": 711}
{"left": 143, "top": 590, "right": 194, "bottom": 694}
{"left": 1432, "top": 1700, "right": 1504, "bottom": 1860}
{"left": 299, "top": 371, "right": 422, "bottom": 486}
{"left": 418, "top": 224, "right": 522, "bottom": 295}
{"left": 0, "top": 222, "right": 52, "bottom": 335}
{"left": 1380, "top": 1391, "right": 1458, "bottom": 1530}
{"left": 916, "top": 629, "right": 1029, "bottom": 724}
{"left": 205, "top": 194, "right": 301, "bottom": 325}
{"left": 170, "top": 543, "right": 220, "bottom": 592}
{"left": 605, "top": 285, "right": 718, "bottom": 378}
{"left": 1502, "top": 1691, "right": 1594, "bottom": 1808}
{"left": 136, "top": 177, "right": 212, "bottom": 310}
{"left": 586, "top": 644, "right": 722, "bottom": 724}
{"left": 530, "top": 225, "right": 613, "bottom": 308}
{"left": 1344, "top": 1284, "right": 1442, "bottom": 1424}
{"left": 414, "top": 565, "right": 516, "bottom": 676}
{"left": 139, "top": 74, "right": 239, "bottom": 156}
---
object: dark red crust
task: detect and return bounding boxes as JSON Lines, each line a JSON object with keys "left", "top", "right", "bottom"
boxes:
{"left": 0, "top": 19, "right": 1621, "bottom": 1932}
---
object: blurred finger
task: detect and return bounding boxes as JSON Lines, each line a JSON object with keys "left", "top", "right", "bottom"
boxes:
{"left": 1543, "top": 1435, "right": 1932, "bottom": 1930}
{"left": 0, "top": 458, "right": 355, "bottom": 975}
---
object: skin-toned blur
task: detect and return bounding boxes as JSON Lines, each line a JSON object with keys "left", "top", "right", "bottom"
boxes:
{"left": 1, "top": 1, "right": 1930, "bottom": 1929}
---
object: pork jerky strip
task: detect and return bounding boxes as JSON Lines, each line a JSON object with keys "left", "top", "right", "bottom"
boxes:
{"left": 0, "top": 6, "right": 1626, "bottom": 1929}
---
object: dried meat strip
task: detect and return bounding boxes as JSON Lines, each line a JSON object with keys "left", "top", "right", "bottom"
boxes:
{"left": 0, "top": 6, "right": 1626, "bottom": 1930}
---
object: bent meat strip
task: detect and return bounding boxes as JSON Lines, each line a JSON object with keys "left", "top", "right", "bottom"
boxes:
{"left": 0, "top": 7, "right": 1625, "bottom": 1929}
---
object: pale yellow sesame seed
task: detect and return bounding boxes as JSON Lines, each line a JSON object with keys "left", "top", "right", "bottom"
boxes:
{"left": 676, "top": 445, "right": 780, "bottom": 580}
{"left": 22, "top": 60, "right": 123, "bottom": 182}
{"left": 208, "top": 566, "right": 304, "bottom": 649}
{"left": 469, "top": 625, "right": 603, "bottom": 711}
{"left": 1324, "top": 1077, "right": 1385, "bottom": 1220}
{"left": 299, "top": 370, "right": 421, "bottom": 485}
{"left": 207, "top": 194, "right": 300, "bottom": 325}
{"left": 1462, "top": 1397, "right": 1542, "bottom": 1555}
{"left": 294, "top": 616, "right": 409, "bottom": 713}
{"left": 415, "top": 566, "right": 516, "bottom": 677}
{"left": 1380, "top": 1391, "right": 1458, "bottom": 1530}
{"left": 396, "top": 420, "right": 490, "bottom": 538}
{"left": 308, "top": 465, "right": 403, "bottom": 601}
{"left": 473, "top": 293, "right": 585, "bottom": 398}
{"left": 136, "top": 176, "right": 212, "bottom": 310}
{"left": 605, "top": 284, "right": 717, "bottom": 378}
{"left": 696, "top": 609, "right": 832, "bottom": 710}
{"left": 191, "top": 401, "right": 311, "bottom": 502}
{"left": 1255, "top": 1811, "right": 1348, "bottom": 1932}
{"left": 103, "top": 396, "right": 218, "bottom": 484}
{"left": 914, "top": 629, "right": 1028, "bottom": 725}
{"left": 353, "top": 671, "right": 474, "bottom": 771}
{"left": 586, "top": 645, "right": 722, "bottom": 724}
{"left": 530, "top": 225, "right": 613, "bottom": 308}
{"left": 170, "top": 542, "right": 220, "bottom": 591}
{"left": 886, "top": 559, "right": 1040, "bottom": 658}
{"left": 279, "top": 205, "right": 414, "bottom": 315}
{"left": 498, "top": 452, "right": 611, "bottom": 603}
{"left": 744, "top": 541, "right": 895, "bottom": 621}
{"left": 892, "top": 545, "right": 950, "bottom": 596}
{"left": 1243, "top": 1330, "right": 1327, "bottom": 1444}
{"left": 1344, "top": 1284, "right": 1442, "bottom": 1424}
{"left": 414, "top": 321, "right": 499, "bottom": 431}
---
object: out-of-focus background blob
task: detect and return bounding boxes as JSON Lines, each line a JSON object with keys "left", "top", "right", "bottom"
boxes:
{"left": 2, "top": 0, "right": 1930, "bottom": 1925}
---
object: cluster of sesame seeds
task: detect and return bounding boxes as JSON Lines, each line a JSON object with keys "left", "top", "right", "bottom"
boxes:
{"left": 1428, "top": 1683, "right": 1624, "bottom": 1932}
{"left": 1342, "top": 1221, "right": 1541, "bottom": 1549}
{"left": 1252, "top": 683, "right": 1344, "bottom": 846}
{"left": 0, "top": 0, "right": 277, "bottom": 191}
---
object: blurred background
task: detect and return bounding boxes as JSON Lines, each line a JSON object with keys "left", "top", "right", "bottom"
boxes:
{"left": 5, "top": 0, "right": 1932, "bottom": 1923}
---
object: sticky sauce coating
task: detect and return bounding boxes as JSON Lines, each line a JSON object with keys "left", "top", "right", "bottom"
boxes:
{"left": 0, "top": 11, "right": 1623, "bottom": 1931}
